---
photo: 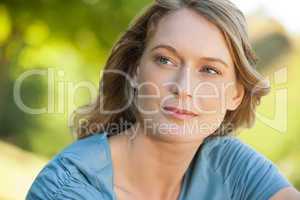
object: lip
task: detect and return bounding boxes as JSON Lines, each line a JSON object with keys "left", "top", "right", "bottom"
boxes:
{"left": 163, "top": 106, "right": 198, "bottom": 120}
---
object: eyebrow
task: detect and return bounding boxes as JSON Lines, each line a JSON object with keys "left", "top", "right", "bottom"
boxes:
{"left": 150, "top": 44, "right": 229, "bottom": 68}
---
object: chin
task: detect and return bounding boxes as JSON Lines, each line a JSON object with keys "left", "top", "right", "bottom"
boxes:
{"left": 143, "top": 116, "right": 213, "bottom": 143}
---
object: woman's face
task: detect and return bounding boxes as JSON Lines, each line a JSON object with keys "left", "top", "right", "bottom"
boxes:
{"left": 134, "top": 8, "right": 244, "bottom": 142}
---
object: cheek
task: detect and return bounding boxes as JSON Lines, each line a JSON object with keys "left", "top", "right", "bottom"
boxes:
{"left": 138, "top": 59, "right": 169, "bottom": 89}
{"left": 136, "top": 64, "right": 166, "bottom": 113}
{"left": 137, "top": 61, "right": 177, "bottom": 105}
{"left": 192, "top": 82, "right": 226, "bottom": 114}
{"left": 136, "top": 84, "right": 160, "bottom": 115}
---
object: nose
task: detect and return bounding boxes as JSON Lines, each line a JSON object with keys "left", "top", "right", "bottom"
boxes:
{"left": 172, "top": 67, "right": 193, "bottom": 100}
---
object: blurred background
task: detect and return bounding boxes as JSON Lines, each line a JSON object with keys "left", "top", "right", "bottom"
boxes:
{"left": 0, "top": 0, "right": 299, "bottom": 199}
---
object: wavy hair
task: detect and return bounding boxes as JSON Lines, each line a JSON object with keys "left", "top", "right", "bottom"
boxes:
{"left": 72, "top": 0, "right": 270, "bottom": 139}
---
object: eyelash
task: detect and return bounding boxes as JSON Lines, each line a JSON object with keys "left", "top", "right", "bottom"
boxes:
{"left": 154, "top": 55, "right": 175, "bottom": 66}
{"left": 200, "top": 65, "right": 222, "bottom": 75}
{"left": 154, "top": 55, "right": 222, "bottom": 75}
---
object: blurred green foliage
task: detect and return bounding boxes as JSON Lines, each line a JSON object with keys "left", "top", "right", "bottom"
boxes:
{"left": 0, "top": 0, "right": 151, "bottom": 156}
{"left": 253, "top": 32, "right": 291, "bottom": 68}
{"left": 0, "top": 0, "right": 299, "bottom": 198}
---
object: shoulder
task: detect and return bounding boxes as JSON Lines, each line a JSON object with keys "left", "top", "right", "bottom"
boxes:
{"left": 26, "top": 133, "right": 114, "bottom": 200}
{"left": 200, "top": 135, "right": 262, "bottom": 174}
{"left": 197, "top": 135, "right": 292, "bottom": 200}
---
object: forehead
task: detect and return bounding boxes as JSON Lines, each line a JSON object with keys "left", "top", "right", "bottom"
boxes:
{"left": 147, "top": 8, "right": 233, "bottom": 66}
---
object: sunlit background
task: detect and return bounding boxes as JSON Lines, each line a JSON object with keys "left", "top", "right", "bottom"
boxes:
{"left": 0, "top": 0, "right": 299, "bottom": 199}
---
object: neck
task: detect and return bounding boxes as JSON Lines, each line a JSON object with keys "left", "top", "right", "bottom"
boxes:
{"left": 109, "top": 123, "right": 204, "bottom": 200}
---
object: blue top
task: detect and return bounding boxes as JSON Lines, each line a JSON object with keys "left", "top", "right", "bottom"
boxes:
{"left": 26, "top": 132, "right": 291, "bottom": 200}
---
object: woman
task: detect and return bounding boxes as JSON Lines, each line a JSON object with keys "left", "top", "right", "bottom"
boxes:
{"left": 26, "top": 0, "right": 300, "bottom": 199}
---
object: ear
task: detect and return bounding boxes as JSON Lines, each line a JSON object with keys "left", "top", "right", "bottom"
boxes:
{"left": 227, "top": 82, "right": 245, "bottom": 111}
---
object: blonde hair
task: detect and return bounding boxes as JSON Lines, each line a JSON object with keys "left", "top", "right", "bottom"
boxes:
{"left": 72, "top": 0, "right": 270, "bottom": 139}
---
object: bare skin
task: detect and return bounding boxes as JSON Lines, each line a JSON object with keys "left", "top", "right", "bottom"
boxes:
{"left": 108, "top": 7, "right": 244, "bottom": 200}
{"left": 109, "top": 125, "right": 199, "bottom": 200}
{"left": 107, "top": 7, "right": 300, "bottom": 200}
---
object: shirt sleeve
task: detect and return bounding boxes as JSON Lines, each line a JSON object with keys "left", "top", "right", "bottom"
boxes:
{"left": 26, "top": 155, "right": 105, "bottom": 200}
{"left": 216, "top": 137, "right": 292, "bottom": 200}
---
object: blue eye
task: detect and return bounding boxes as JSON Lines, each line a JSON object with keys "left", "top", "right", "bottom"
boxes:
{"left": 155, "top": 55, "right": 174, "bottom": 66}
{"left": 200, "top": 65, "right": 221, "bottom": 75}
